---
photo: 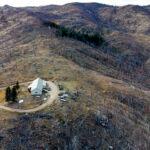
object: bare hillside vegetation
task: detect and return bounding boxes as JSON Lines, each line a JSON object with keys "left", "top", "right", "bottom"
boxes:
{"left": 0, "top": 3, "right": 149, "bottom": 149}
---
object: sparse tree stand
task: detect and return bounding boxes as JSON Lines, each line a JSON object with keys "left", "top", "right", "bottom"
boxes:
{"left": 5, "top": 87, "right": 11, "bottom": 102}
{"left": 5, "top": 81, "right": 19, "bottom": 103}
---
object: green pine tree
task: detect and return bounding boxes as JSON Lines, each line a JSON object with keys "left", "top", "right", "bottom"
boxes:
{"left": 5, "top": 86, "right": 11, "bottom": 102}
{"left": 15, "top": 81, "right": 20, "bottom": 90}
{"left": 11, "top": 86, "right": 17, "bottom": 102}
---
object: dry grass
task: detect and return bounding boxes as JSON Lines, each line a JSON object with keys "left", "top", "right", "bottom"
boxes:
{"left": 0, "top": 4, "right": 149, "bottom": 149}
{"left": 0, "top": 90, "right": 5, "bottom": 103}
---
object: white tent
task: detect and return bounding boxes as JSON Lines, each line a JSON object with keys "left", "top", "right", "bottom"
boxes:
{"left": 28, "top": 78, "right": 47, "bottom": 96}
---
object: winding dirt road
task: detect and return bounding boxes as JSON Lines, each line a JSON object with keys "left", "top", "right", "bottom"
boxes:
{"left": 0, "top": 81, "right": 59, "bottom": 113}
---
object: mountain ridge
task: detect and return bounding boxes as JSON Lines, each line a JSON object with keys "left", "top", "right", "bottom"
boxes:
{"left": 0, "top": 3, "right": 149, "bottom": 149}
{"left": 0, "top": 2, "right": 149, "bottom": 88}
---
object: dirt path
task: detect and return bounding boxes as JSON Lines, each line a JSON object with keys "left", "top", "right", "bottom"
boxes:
{"left": 0, "top": 81, "right": 59, "bottom": 113}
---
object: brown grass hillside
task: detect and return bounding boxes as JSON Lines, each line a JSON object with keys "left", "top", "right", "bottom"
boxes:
{"left": 0, "top": 3, "right": 149, "bottom": 149}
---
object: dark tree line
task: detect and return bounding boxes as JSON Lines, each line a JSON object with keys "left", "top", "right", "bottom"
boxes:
{"left": 5, "top": 81, "right": 20, "bottom": 102}
{"left": 43, "top": 21, "right": 59, "bottom": 29}
{"left": 43, "top": 21, "right": 105, "bottom": 47}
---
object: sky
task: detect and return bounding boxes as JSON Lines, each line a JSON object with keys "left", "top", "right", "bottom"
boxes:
{"left": 0, "top": 0, "right": 149, "bottom": 7}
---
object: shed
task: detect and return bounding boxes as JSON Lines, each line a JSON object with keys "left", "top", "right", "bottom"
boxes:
{"left": 28, "top": 78, "right": 47, "bottom": 96}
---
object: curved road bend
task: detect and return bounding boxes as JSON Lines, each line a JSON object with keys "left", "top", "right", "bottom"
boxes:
{"left": 0, "top": 81, "right": 59, "bottom": 113}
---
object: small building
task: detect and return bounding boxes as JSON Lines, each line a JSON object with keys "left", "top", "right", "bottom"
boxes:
{"left": 28, "top": 78, "right": 47, "bottom": 96}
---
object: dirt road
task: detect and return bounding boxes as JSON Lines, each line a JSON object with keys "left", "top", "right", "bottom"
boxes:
{"left": 0, "top": 81, "right": 59, "bottom": 113}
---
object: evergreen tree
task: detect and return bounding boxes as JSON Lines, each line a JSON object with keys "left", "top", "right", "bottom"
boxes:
{"left": 15, "top": 81, "right": 20, "bottom": 90}
{"left": 11, "top": 86, "right": 17, "bottom": 102}
{"left": 45, "top": 21, "right": 105, "bottom": 47}
{"left": 5, "top": 86, "right": 11, "bottom": 102}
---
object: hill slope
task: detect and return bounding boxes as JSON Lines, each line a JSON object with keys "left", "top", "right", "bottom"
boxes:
{"left": 0, "top": 3, "right": 149, "bottom": 149}
{"left": 0, "top": 3, "right": 149, "bottom": 88}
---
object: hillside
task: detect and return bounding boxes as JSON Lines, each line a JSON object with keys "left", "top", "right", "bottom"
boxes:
{"left": 0, "top": 3, "right": 149, "bottom": 149}
{"left": 0, "top": 3, "right": 149, "bottom": 88}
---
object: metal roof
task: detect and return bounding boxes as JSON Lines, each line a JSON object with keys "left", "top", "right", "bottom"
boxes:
{"left": 28, "top": 78, "right": 46, "bottom": 91}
